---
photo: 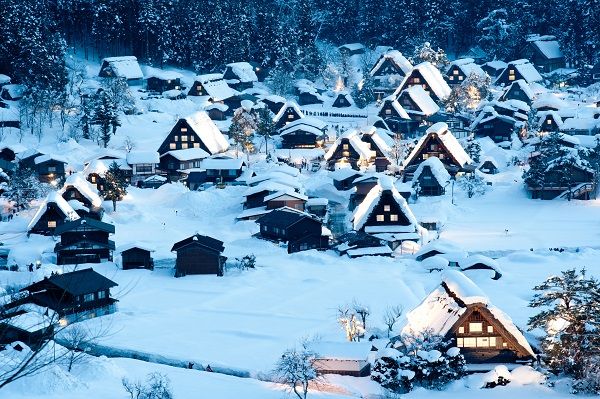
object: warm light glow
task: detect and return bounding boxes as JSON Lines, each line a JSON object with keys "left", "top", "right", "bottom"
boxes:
{"left": 334, "top": 76, "right": 345, "bottom": 92}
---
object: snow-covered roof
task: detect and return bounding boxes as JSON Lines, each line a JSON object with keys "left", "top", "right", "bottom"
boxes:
{"left": 532, "top": 93, "right": 567, "bottom": 110}
{"left": 144, "top": 174, "right": 167, "bottom": 183}
{"left": 347, "top": 246, "right": 393, "bottom": 257}
{"left": 1, "top": 311, "right": 51, "bottom": 333}
{"left": 243, "top": 181, "right": 295, "bottom": 197}
{"left": 502, "top": 60, "right": 543, "bottom": 83}
{"left": 263, "top": 190, "right": 308, "bottom": 202}
{"left": 395, "top": 62, "right": 451, "bottom": 101}
{"left": 273, "top": 101, "right": 304, "bottom": 124}
{"left": 352, "top": 176, "right": 419, "bottom": 232}
{"left": 325, "top": 130, "right": 375, "bottom": 162}
{"left": 370, "top": 50, "right": 413, "bottom": 76}
{"left": 27, "top": 191, "right": 80, "bottom": 231}
{"left": 560, "top": 117, "right": 600, "bottom": 132}
{"left": 339, "top": 43, "right": 366, "bottom": 52}
{"left": 33, "top": 154, "right": 67, "bottom": 165}
{"left": 247, "top": 172, "right": 302, "bottom": 190}
{"left": 0, "top": 74, "right": 10, "bottom": 85}
{"left": 450, "top": 58, "right": 486, "bottom": 79}
{"left": 61, "top": 173, "right": 103, "bottom": 208}
{"left": 310, "top": 341, "right": 372, "bottom": 360}
{"left": 504, "top": 79, "right": 534, "bottom": 101}
{"left": 330, "top": 167, "right": 362, "bottom": 181}
{"left": 483, "top": 60, "right": 508, "bottom": 71}
{"left": 414, "top": 239, "right": 467, "bottom": 260}
{"left": 101, "top": 56, "right": 143, "bottom": 80}
{"left": 161, "top": 148, "right": 210, "bottom": 161}
{"left": 143, "top": 66, "right": 183, "bottom": 80}
{"left": 403, "top": 122, "right": 472, "bottom": 168}
{"left": 306, "top": 197, "right": 329, "bottom": 206}
{"left": 184, "top": 111, "right": 230, "bottom": 154}
{"left": 401, "top": 86, "right": 440, "bottom": 115}
{"left": 380, "top": 96, "right": 410, "bottom": 119}
{"left": 205, "top": 103, "right": 229, "bottom": 112}
{"left": 530, "top": 39, "right": 563, "bottom": 60}
{"left": 402, "top": 270, "right": 535, "bottom": 358}
{"left": 126, "top": 151, "right": 159, "bottom": 165}
{"left": 537, "top": 111, "right": 564, "bottom": 129}
{"left": 201, "top": 78, "right": 237, "bottom": 102}
{"left": 459, "top": 254, "right": 501, "bottom": 272}
{"left": 225, "top": 62, "right": 258, "bottom": 83}
{"left": 479, "top": 156, "right": 500, "bottom": 169}
{"left": 0, "top": 107, "right": 18, "bottom": 122}
{"left": 201, "top": 157, "right": 244, "bottom": 170}
{"left": 1, "top": 84, "right": 25, "bottom": 99}
{"left": 279, "top": 116, "right": 328, "bottom": 137}
{"left": 362, "top": 128, "right": 394, "bottom": 154}
{"left": 412, "top": 156, "right": 451, "bottom": 185}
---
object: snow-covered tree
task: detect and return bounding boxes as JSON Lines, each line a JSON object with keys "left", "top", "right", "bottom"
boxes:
{"left": 253, "top": 107, "right": 276, "bottom": 158}
{"left": 337, "top": 305, "right": 365, "bottom": 342}
{"left": 99, "top": 161, "right": 128, "bottom": 211}
{"left": 476, "top": 9, "right": 514, "bottom": 61}
{"left": 92, "top": 90, "right": 120, "bottom": 148}
{"left": 272, "top": 342, "right": 318, "bottom": 399}
{"left": 411, "top": 42, "right": 449, "bottom": 69}
{"left": 229, "top": 106, "right": 257, "bottom": 160}
{"left": 3, "top": 166, "right": 50, "bottom": 210}
{"left": 458, "top": 173, "right": 487, "bottom": 198}
{"left": 528, "top": 269, "right": 600, "bottom": 381}
{"left": 465, "top": 138, "right": 482, "bottom": 163}
{"left": 382, "top": 305, "right": 404, "bottom": 338}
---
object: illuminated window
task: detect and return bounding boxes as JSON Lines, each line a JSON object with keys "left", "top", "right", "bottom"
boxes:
{"left": 449, "top": 76, "right": 454, "bottom": 81}
{"left": 48, "top": 220, "right": 57, "bottom": 228}
{"left": 181, "top": 135, "right": 188, "bottom": 141}
{"left": 503, "top": 342, "right": 508, "bottom": 347}
{"left": 477, "top": 337, "right": 490, "bottom": 347}
{"left": 190, "top": 135, "right": 195, "bottom": 141}
{"left": 547, "top": 119, "right": 552, "bottom": 125}
{"left": 458, "top": 326, "right": 465, "bottom": 334}
{"left": 90, "top": 175, "right": 96, "bottom": 183}
{"left": 376, "top": 215, "right": 384, "bottom": 222}
{"left": 193, "top": 143, "right": 200, "bottom": 148}
{"left": 48, "top": 166, "right": 56, "bottom": 172}
{"left": 453, "top": 70, "right": 459, "bottom": 75}
{"left": 509, "top": 75, "right": 516, "bottom": 81}
{"left": 490, "top": 337, "right": 497, "bottom": 346}
{"left": 169, "top": 143, "right": 176, "bottom": 149}
{"left": 509, "top": 70, "right": 515, "bottom": 75}
{"left": 463, "top": 337, "right": 477, "bottom": 347}
{"left": 288, "top": 114, "right": 294, "bottom": 120}
{"left": 469, "top": 322, "right": 483, "bottom": 333}
{"left": 343, "top": 144, "right": 349, "bottom": 150}
{"left": 457, "top": 338, "right": 464, "bottom": 347}
{"left": 181, "top": 127, "right": 188, "bottom": 133}
{"left": 384, "top": 205, "right": 391, "bottom": 211}
{"left": 385, "top": 108, "right": 392, "bottom": 115}
{"left": 390, "top": 214, "right": 398, "bottom": 222}
{"left": 458, "top": 76, "right": 463, "bottom": 81}
{"left": 174, "top": 135, "right": 179, "bottom": 141}
{"left": 181, "top": 143, "right": 189, "bottom": 149}
{"left": 487, "top": 325, "right": 494, "bottom": 333}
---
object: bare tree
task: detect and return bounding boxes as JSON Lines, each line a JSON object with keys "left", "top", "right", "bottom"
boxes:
{"left": 56, "top": 321, "right": 112, "bottom": 372}
{"left": 337, "top": 305, "right": 364, "bottom": 342}
{"left": 382, "top": 305, "right": 404, "bottom": 338}
{"left": 123, "top": 372, "right": 173, "bottom": 399}
{"left": 272, "top": 342, "right": 318, "bottom": 399}
{"left": 352, "top": 300, "right": 370, "bottom": 333}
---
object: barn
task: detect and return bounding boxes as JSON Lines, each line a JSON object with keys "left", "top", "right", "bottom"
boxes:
{"left": 256, "top": 208, "right": 329, "bottom": 253}
{"left": 117, "top": 244, "right": 154, "bottom": 270}
{"left": 403, "top": 270, "right": 535, "bottom": 364}
{"left": 171, "top": 234, "right": 226, "bottom": 277}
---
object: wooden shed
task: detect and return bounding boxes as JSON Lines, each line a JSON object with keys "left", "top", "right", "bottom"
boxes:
{"left": 117, "top": 244, "right": 155, "bottom": 270}
{"left": 171, "top": 234, "right": 226, "bottom": 277}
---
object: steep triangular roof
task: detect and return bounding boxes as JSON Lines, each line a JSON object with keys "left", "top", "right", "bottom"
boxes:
{"left": 403, "top": 122, "right": 472, "bottom": 168}
{"left": 325, "top": 130, "right": 375, "bottom": 162}
{"left": 393, "top": 62, "right": 451, "bottom": 101}
{"left": 370, "top": 50, "right": 413, "bottom": 76}
{"left": 183, "top": 111, "right": 230, "bottom": 154}
{"left": 171, "top": 233, "right": 224, "bottom": 253}
{"left": 27, "top": 192, "right": 80, "bottom": 231}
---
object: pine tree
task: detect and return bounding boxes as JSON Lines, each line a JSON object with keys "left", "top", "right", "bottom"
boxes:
{"left": 92, "top": 91, "right": 119, "bottom": 148}
{"left": 99, "top": 161, "right": 128, "bottom": 212}
{"left": 476, "top": 9, "right": 514, "bottom": 61}
{"left": 229, "top": 107, "right": 257, "bottom": 160}
{"left": 529, "top": 269, "right": 600, "bottom": 380}
{"left": 465, "top": 138, "right": 482, "bottom": 163}
{"left": 4, "top": 166, "right": 50, "bottom": 210}
{"left": 254, "top": 107, "right": 276, "bottom": 159}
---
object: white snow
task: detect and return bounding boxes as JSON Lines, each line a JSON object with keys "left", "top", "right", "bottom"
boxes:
{"left": 401, "top": 85, "right": 440, "bottom": 116}
{"left": 27, "top": 191, "right": 80, "bottom": 231}
{"left": 100, "top": 56, "right": 143, "bottom": 80}
{"left": 183, "top": 111, "right": 230, "bottom": 154}
{"left": 126, "top": 151, "right": 159, "bottom": 165}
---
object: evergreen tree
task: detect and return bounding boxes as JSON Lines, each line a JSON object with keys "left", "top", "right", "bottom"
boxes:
{"left": 99, "top": 161, "right": 129, "bottom": 212}
{"left": 465, "top": 138, "right": 482, "bottom": 163}
{"left": 92, "top": 90, "right": 120, "bottom": 148}
{"left": 3, "top": 166, "right": 50, "bottom": 210}
{"left": 254, "top": 107, "right": 277, "bottom": 159}
{"left": 229, "top": 106, "right": 257, "bottom": 160}
{"left": 476, "top": 9, "right": 514, "bottom": 61}
{"left": 529, "top": 269, "right": 600, "bottom": 380}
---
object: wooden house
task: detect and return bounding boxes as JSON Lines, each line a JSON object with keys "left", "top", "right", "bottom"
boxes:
{"left": 481, "top": 61, "right": 508, "bottom": 80}
{"left": 412, "top": 157, "right": 451, "bottom": 196}
{"left": 201, "top": 156, "right": 245, "bottom": 183}
{"left": 0, "top": 312, "right": 54, "bottom": 349}
{"left": 205, "top": 103, "right": 228, "bottom": 121}
{"left": 260, "top": 95, "right": 286, "bottom": 115}
{"left": 397, "top": 85, "right": 440, "bottom": 122}
{"left": 264, "top": 191, "right": 308, "bottom": 211}
{"left": 370, "top": 50, "right": 413, "bottom": 99}
{"left": 305, "top": 198, "right": 328, "bottom": 218}
{"left": 0, "top": 84, "right": 25, "bottom": 101}
{"left": 312, "top": 342, "right": 372, "bottom": 377}
{"left": 470, "top": 107, "right": 525, "bottom": 143}
{"left": 495, "top": 60, "right": 543, "bottom": 86}
{"left": 499, "top": 80, "right": 535, "bottom": 105}
{"left": 54, "top": 217, "right": 115, "bottom": 265}
{"left": 349, "top": 174, "right": 379, "bottom": 210}
{"left": 414, "top": 240, "right": 468, "bottom": 263}
{"left": 179, "top": 169, "right": 207, "bottom": 190}
{"left": 32, "top": 154, "right": 67, "bottom": 184}
{"left": 223, "top": 92, "right": 258, "bottom": 112}
{"left": 392, "top": 62, "right": 451, "bottom": 103}
{"left": 159, "top": 148, "right": 209, "bottom": 179}
{"left": 425, "top": 112, "right": 471, "bottom": 139}
{"left": 360, "top": 128, "right": 394, "bottom": 172}
{"left": 298, "top": 90, "right": 324, "bottom": 106}
{"left": 27, "top": 192, "right": 79, "bottom": 236}
{"left": 117, "top": 244, "right": 154, "bottom": 270}
{"left": 158, "top": 111, "right": 229, "bottom": 156}
{"left": 83, "top": 158, "right": 130, "bottom": 191}
{"left": 256, "top": 208, "right": 329, "bottom": 253}
{"left": 519, "top": 35, "right": 565, "bottom": 73}
{"left": 445, "top": 58, "right": 487, "bottom": 86}
{"left": 526, "top": 156, "right": 595, "bottom": 200}
{"left": 338, "top": 43, "right": 365, "bottom": 57}
{"left": 279, "top": 117, "right": 327, "bottom": 149}
{"left": 335, "top": 231, "right": 392, "bottom": 258}
{"left": 351, "top": 177, "right": 421, "bottom": 247}
{"left": 273, "top": 101, "right": 304, "bottom": 130}
{"left": 538, "top": 111, "right": 563, "bottom": 133}
{"left": 403, "top": 270, "right": 535, "bottom": 364}
{"left": 144, "top": 67, "right": 183, "bottom": 93}
{"left": 126, "top": 151, "right": 160, "bottom": 187}
{"left": 331, "top": 168, "right": 363, "bottom": 191}
{"left": 377, "top": 96, "right": 410, "bottom": 121}
{"left": 60, "top": 174, "right": 104, "bottom": 220}
{"left": 171, "top": 234, "right": 226, "bottom": 277}
{"left": 325, "top": 131, "right": 375, "bottom": 170}
{"left": 188, "top": 73, "right": 237, "bottom": 103}
{"left": 0, "top": 106, "right": 19, "bottom": 129}
{"left": 248, "top": 61, "right": 268, "bottom": 81}
{"left": 242, "top": 180, "right": 296, "bottom": 209}
{"left": 459, "top": 255, "right": 502, "bottom": 280}
{"left": 332, "top": 92, "right": 353, "bottom": 108}
{"left": 478, "top": 157, "right": 500, "bottom": 174}
{"left": 459, "top": 46, "right": 488, "bottom": 64}
{"left": 403, "top": 122, "right": 473, "bottom": 177}
{"left": 17, "top": 268, "right": 118, "bottom": 324}
{"left": 0, "top": 144, "right": 25, "bottom": 172}
{"left": 98, "top": 56, "right": 143, "bottom": 85}
{"left": 223, "top": 62, "right": 258, "bottom": 91}
{"left": 142, "top": 174, "right": 167, "bottom": 189}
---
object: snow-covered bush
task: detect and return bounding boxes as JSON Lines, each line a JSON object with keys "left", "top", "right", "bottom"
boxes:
{"left": 458, "top": 173, "right": 488, "bottom": 198}
{"left": 371, "top": 334, "right": 466, "bottom": 394}
{"left": 482, "top": 365, "right": 511, "bottom": 388}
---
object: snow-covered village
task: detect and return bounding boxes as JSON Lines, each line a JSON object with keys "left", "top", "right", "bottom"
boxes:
{"left": 1, "top": 0, "right": 600, "bottom": 398}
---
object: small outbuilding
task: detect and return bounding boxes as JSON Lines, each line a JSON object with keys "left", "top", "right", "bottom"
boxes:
{"left": 117, "top": 244, "right": 155, "bottom": 270}
{"left": 171, "top": 234, "right": 226, "bottom": 277}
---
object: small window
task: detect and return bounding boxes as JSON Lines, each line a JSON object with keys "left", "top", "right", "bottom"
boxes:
{"left": 489, "top": 337, "right": 497, "bottom": 346}
{"left": 463, "top": 337, "right": 477, "bottom": 347}
{"left": 453, "top": 69, "right": 459, "bottom": 75}
{"left": 457, "top": 337, "right": 464, "bottom": 347}
{"left": 547, "top": 119, "right": 552, "bottom": 125}
{"left": 502, "top": 342, "right": 508, "bottom": 347}
{"left": 469, "top": 322, "right": 483, "bottom": 333}
{"left": 390, "top": 214, "right": 398, "bottom": 222}
{"left": 190, "top": 135, "right": 195, "bottom": 141}
{"left": 180, "top": 163, "right": 185, "bottom": 169}
{"left": 376, "top": 214, "right": 384, "bottom": 222}
{"left": 181, "top": 135, "right": 188, "bottom": 142}
{"left": 174, "top": 135, "right": 179, "bottom": 141}
{"left": 458, "top": 326, "right": 465, "bottom": 334}
{"left": 181, "top": 127, "right": 188, "bottom": 133}
{"left": 385, "top": 108, "right": 392, "bottom": 115}
{"left": 509, "top": 69, "right": 515, "bottom": 75}
{"left": 169, "top": 143, "right": 177, "bottom": 149}
{"left": 477, "top": 337, "right": 490, "bottom": 347}
{"left": 487, "top": 325, "right": 494, "bottom": 333}
{"left": 48, "top": 166, "right": 56, "bottom": 172}
{"left": 181, "top": 143, "right": 189, "bottom": 149}
{"left": 48, "top": 220, "right": 57, "bottom": 228}
{"left": 509, "top": 75, "right": 516, "bottom": 81}
{"left": 287, "top": 114, "right": 294, "bottom": 120}
{"left": 458, "top": 76, "right": 463, "bottom": 81}
{"left": 98, "top": 291, "right": 106, "bottom": 299}
{"left": 343, "top": 144, "right": 349, "bottom": 150}
{"left": 90, "top": 175, "right": 96, "bottom": 183}
{"left": 83, "top": 293, "right": 94, "bottom": 302}
{"left": 384, "top": 205, "right": 391, "bottom": 212}
{"left": 449, "top": 76, "right": 454, "bottom": 81}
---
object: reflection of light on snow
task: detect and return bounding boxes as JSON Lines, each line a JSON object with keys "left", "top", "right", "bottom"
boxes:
{"left": 335, "top": 76, "right": 345, "bottom": 92}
